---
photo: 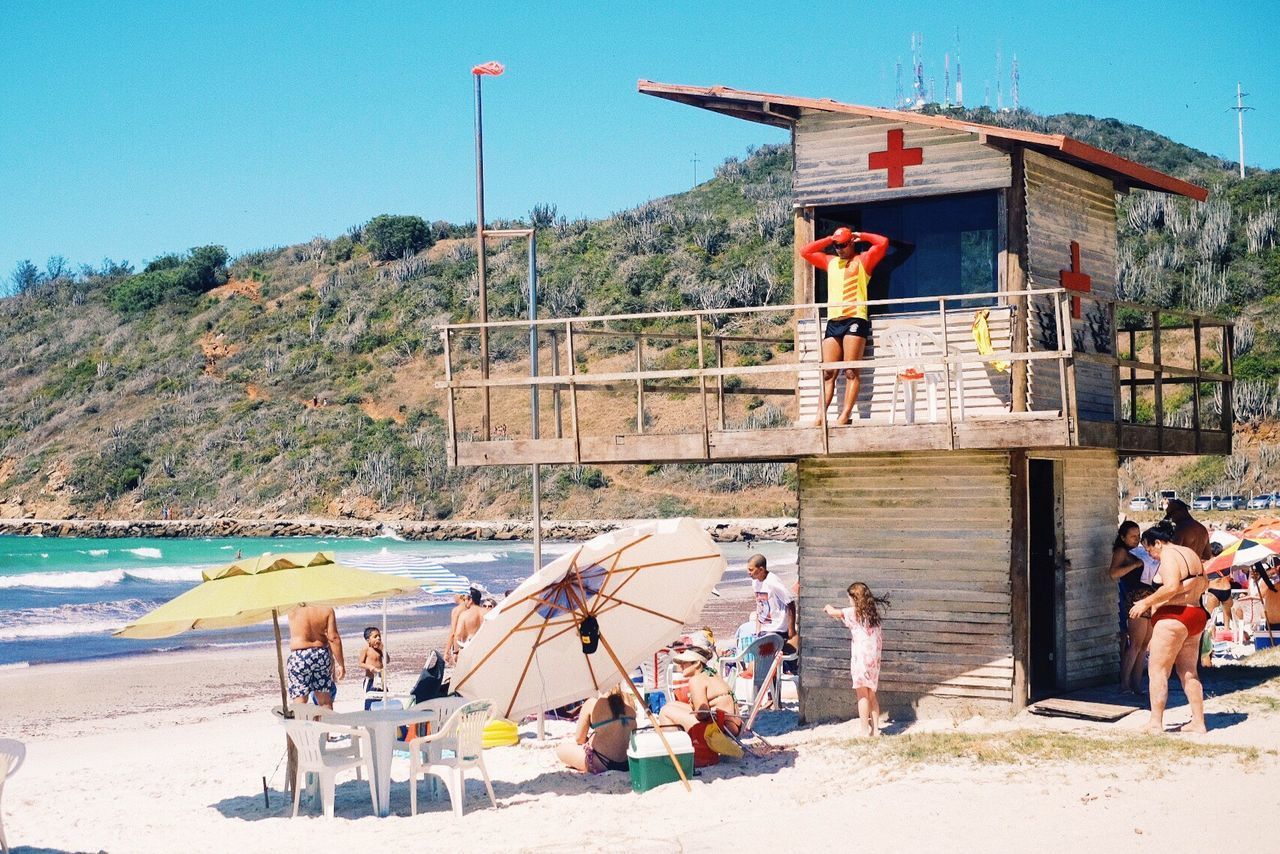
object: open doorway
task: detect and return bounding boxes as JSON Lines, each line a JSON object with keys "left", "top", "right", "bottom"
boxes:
{"left": 1027, "top": 458, "right": 1064, "bottom": 700}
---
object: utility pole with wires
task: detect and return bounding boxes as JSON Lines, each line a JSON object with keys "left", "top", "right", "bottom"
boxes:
{"left": 1229, "top": 82, "right": 1253, "bottom": 179}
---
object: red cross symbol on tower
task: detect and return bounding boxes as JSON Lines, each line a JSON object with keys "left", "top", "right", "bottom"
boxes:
{"left": 868, "top": 128, "right": 924, "bottom": 188}
{"left": 1059, "top": 240, "right": 1092, "bottom": 319}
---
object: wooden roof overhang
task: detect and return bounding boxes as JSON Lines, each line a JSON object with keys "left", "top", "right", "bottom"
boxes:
{"left": 638, "top": 80, "right": 1208, "bottom": 202}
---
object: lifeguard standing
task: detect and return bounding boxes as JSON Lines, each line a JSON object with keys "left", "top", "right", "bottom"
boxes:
{"left": 799, "top": 227, "right": 890, "bottom": 426}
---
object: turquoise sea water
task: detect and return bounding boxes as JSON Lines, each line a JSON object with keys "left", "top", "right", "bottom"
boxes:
{"left": 0, "top": 533, "right": 794, "bottom": 667}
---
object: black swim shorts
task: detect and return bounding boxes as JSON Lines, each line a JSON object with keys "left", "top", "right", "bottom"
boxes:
{"left": 823, "top": 316, "right": 871, "bottom": 341}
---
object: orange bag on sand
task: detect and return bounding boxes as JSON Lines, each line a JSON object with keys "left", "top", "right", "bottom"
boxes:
{"left": 687, "top": 721, "right": 721, "bottom": 768}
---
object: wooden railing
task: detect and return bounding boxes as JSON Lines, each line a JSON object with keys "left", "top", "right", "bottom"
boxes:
{"left": 435, "top": 287, "right": 1233, "bottom": 462}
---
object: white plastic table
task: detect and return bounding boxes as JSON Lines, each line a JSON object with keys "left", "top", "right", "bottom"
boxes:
{"left": 324, "top": 705, "right": 445, "bottom": 817}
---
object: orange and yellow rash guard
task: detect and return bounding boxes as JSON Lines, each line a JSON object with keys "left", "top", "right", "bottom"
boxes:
{"left": 826, "top": 257, "right": 870, "bottom": 321}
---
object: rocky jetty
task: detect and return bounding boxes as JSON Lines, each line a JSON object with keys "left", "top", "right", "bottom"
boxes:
{"left": 0, "top": 516, "right": 797, "bottom": 543}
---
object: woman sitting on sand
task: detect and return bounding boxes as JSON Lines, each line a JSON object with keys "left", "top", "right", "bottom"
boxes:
{"left": 556, "top": 686, "right": 636, "bottom": 774}
{"left": 658, "top": 646, "right": 742, "bottom": 754}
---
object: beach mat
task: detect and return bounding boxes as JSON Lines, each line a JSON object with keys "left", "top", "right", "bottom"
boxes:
{"left": 1027, "top": 688, "right": 1143, "bottom": 722}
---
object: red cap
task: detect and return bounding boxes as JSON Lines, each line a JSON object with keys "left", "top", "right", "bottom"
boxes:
{"left": 831, "top": 227, "right": 854, "bottom": 245}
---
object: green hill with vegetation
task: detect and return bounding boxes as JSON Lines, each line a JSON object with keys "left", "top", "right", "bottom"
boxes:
{"left": 1, "top": 108, "right": 1277, "bottom": 522}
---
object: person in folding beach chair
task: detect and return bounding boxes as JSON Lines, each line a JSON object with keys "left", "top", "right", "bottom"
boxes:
{"left": 658, "top": 646, "right": 743, "bottom": 759}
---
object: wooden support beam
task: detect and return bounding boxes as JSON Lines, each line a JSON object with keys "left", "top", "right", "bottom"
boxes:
{"left": 696, "top": 317, "right": 710, "bottom": 456}
{"left": 715, "top": 337, "right": 726, "bottom": 430}
{"left": 1152, "top": 310, "right": 1163, "bottom": 448}
{"left": 938, "top": 300, "right": 956, "bottom": 448}
{"left": 550, "top": 329, "right": 563, "bottom": 439}
{"left": 635, "top": 335, "right": 645, "bottom": 435}
{"left": 566, "top": 321, "right": 581, "bottom": 464}
{"left": 1193, "top": 319, "right": 1202, "bottom": 454}
{"left": 1007, "top": 150, "right": 1029, "bottom": 413}
{"left": 1009, "top": 449, "right": 1029, "bottom": 711}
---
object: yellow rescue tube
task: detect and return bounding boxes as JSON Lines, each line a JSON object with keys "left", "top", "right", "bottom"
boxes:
{"left": 483, "top": 718, "right": 519, "bottom": 748}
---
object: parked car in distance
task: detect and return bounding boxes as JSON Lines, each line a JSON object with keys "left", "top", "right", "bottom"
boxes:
{"left": 1248, "top": 493, "right": 1276, "bottom": 510}
{"left": 1191, "top": 495, "right": 1217, "bottom": 512}
{"left": 1128, "top": 496, "right": 1153, "bottom": 511}
{"left": 1215, "top": 495, "right": 1245, "bottom": 511}
{"left": 1157, "top": 490, "right": 1179, "bottom": 509}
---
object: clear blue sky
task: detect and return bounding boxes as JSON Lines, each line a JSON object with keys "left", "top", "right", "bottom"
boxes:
{"left": 2, "top": 1, "right": 1275, "bottom": 280}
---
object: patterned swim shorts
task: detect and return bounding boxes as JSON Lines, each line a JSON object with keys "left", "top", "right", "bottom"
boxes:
{"left": 287, "top": 646, "right": 336, "bottom": 699}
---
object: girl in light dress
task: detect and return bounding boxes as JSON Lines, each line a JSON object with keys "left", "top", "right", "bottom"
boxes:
{"left": 824, "top": 582, "right": 888, "bottom": 736}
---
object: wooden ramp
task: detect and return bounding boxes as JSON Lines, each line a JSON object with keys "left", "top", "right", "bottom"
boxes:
{"left": 1027, "top": 687, "right": 1143, "bottom": 722}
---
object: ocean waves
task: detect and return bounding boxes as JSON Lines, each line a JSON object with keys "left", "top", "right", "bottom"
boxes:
{"left": 0, "top": 565, "right": 204, "bottom": 590}
{"left": 0, "top": 598, "right": 159, "bottom": 641}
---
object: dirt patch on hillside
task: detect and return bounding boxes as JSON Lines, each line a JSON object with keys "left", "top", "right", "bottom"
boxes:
{"left": 200, "top": 334, "right": 239, "bottom": 375}
{"left": 359, "top": 399, "right": 406, "bottom": 424}
{"left": 245, "top": 384, "right": 269, "bottom": 401}
{"left": 207, "top": 278, "right": 261, "bottom": 302}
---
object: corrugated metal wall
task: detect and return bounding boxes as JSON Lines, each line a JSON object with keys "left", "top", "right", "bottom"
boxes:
{"left": 795, "top": 112, "right": 1011, "bottom": 206}
{"left": 1024, "top": 150, "right": 1118, "bottom": 422}
{"left": 797, "top": 451, "right": 1015, "bottom": 720}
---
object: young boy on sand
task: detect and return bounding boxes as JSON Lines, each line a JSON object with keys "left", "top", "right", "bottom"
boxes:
{"left": 359, "top": 626, "right": 385, "bottom": 709}
{"left": 824, "top": 582, "right": 888, "bottom": 736}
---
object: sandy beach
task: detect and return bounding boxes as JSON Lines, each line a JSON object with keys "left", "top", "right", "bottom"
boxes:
{"left": 3, "top": 580, "right": 1280, "bottom": 853}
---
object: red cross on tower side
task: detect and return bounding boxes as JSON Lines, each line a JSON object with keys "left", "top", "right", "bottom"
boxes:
{"left": 1059, "top": 240, "right": 1092, "bottom": 319}
{"left": 868, "top": 128, "right": 924, "bottom": 188}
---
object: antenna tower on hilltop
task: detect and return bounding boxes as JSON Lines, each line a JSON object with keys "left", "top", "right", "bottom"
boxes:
{"left": 995, "top": 45, "right": 1003, "bottom": 110}
{"left": 1011, "top": 55, "right": 1020, "bottom": 110}
{"left": 895, "top": 60, "right": 905, "bottom": 109}
{"left": 944, "top": 54, "right": 952, "bottom": 106}
{"left": 912, "top": 32, "right": 925, "bottom": 107}
{"left": 954, "top": 28, "right": 964, "bottom": 107}
{"left": 1230, "top": 82, "right": 1254, "bottom": 179}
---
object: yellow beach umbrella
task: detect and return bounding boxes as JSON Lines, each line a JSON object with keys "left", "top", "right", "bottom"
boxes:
{"left": 115, "top": 551, "right": 421, "bottom": 711}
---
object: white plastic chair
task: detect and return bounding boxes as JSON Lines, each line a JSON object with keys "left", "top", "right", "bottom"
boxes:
{"left": 720, "top": 633, "right": 792, "bottom": 708}
{"left": 406, "top": 699, "right": 497, "bottom": 817}
{"left": 881, "top": 324, "right": 965, "bottom": 425}
{"left": 280, "top": 718, "right": 376, "bottom": 819}
{"left": 1, "top": 739, "right": 25, "bottom": 854}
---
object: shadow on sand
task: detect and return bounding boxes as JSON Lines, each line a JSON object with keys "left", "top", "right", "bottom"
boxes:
{"left": 213, "top": 714, "right": 801, "bottom": 821}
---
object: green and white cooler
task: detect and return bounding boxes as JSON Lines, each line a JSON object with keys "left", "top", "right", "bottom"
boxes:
{"left": 627, "top": 727, "right": 695, "bottom": 793}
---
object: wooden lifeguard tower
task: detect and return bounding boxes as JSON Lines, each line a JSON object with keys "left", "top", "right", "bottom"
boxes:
{"left": 436, "top": 81, "right": 1234, "bottom": 718}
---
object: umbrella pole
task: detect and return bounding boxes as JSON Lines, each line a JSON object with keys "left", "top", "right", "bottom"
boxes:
{"left": 598, "top": 632, "right": 691, "bottom": 793}
{"left": 273, "top": 608, "right": 297, "bottom": 800}
{"left": 272, "top": 609, "right": 291, "bottom": 714}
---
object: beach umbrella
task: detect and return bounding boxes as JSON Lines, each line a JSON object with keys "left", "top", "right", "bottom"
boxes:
{"left": 348, "top": 549, "right": 472, "bottom": 595}
{"left": 345, "top": 550, "right": 472, "bottom": 691}
{"left": 450, "top": 518, "right": 725, "bottom": 790}
{"left": 1244, "top": 517, "right": 1280, "bottom": 538}
{"left": 1205, "top": 537, "right": 1280, "bottom": 576}
{"left": 114, "top": 551, "right": 421, "bottom": 711}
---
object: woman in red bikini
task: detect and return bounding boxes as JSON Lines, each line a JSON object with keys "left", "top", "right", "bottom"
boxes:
{"left": 1128, "top": 527, "right": 1210, "bottom": 733}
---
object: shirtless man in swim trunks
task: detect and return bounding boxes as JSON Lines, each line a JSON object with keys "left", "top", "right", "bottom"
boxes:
{"left": 450, "top": 588, "right": 486, "bottom": 661}
{"left": 287, "top": 604, "right": 345, "bottom": 709}
{"left": 1128, "top": 527, "right": 1209, "bottom": 733}
{"left": 444, "top": 592, "right": 470, "bottom": 665}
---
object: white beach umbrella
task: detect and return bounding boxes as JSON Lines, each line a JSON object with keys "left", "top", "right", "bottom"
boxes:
{"left": 450, "top": 518, "right": 725, "bottom": 789}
